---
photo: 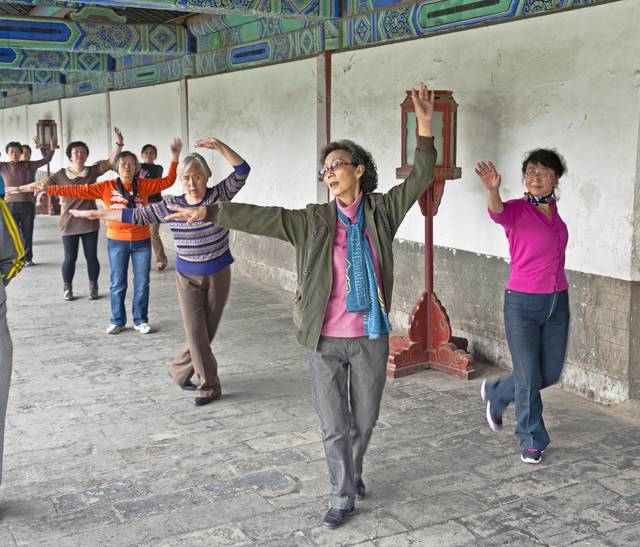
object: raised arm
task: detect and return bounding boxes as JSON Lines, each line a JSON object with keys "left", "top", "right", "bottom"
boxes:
{"left": 383, "top": 82, "right": 437, "bottom": 232}
{"left": 474, "top": 161, "right": 504, "bottom": 214}
{"left": 28, "top": 135, "right": 57, "bottom": 170}
{"left": 196, "top": 137, "right": 250, "bottom": 202}
{"left": 95, "top": 127, "right": 124, "bottom": 175}
{"left": 139, "top": 138, "right": 181, "bottom": 194}
{"left": 195, "top": 137, "right": 244, "bottom": 167}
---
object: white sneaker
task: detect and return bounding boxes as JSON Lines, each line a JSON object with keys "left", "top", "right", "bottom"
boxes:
{"left": 107, "top": 324, "right": 122, "bottom": 335}
{"left": 134, "top": 322, "right": 152, "bottom": 334}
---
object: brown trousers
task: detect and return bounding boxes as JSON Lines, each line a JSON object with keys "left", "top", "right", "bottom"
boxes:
{"left": 150, "top": 223, "right": 167, "bottom": 266}
{"left": 170, "top": 267, "right": 231, "bottom": 398}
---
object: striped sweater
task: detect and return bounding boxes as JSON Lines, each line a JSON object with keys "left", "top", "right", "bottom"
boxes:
{"left": 121, "top": 162, "right": 249, "bottom": 276}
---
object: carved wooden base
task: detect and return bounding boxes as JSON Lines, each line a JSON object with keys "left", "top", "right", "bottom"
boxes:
{"left": 386, "top": 291, "right": 475, "bottom": 380}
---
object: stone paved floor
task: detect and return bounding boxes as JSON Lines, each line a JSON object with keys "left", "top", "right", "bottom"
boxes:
{"left": 0, "top": 216, "right": 639, "bottom": 546}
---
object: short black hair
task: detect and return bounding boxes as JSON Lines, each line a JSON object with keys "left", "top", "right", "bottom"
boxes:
{"left": 21, "top": 144, "right": 31, "bottom": 153}
{"left": 6, "top": 141, "right": 22, "bottom": 153}
{"left": 66, "top": 141, "right": 90, "bottom": 159}
{"left": 522, "top": 149, "right": 567, "bottom": 178}
{"left": 141, "top": 144, "right": 158, "bottom": 156}
{"left": 320, "top": 139, "right": 378, "bottom": 194}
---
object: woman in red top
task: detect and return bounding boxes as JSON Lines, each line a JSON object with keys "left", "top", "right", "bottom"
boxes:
{"left": 18, "top": 138, "right": 182, "bottom": 335}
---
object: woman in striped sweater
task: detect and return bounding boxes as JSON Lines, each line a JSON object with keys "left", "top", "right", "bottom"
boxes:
{"left": 70, "top": 138, "right": 249, "bottom": 407}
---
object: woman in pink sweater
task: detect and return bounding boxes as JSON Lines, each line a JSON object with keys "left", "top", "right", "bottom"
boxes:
{"left": 475, "top": 149, "right": 569, "bottom": 465}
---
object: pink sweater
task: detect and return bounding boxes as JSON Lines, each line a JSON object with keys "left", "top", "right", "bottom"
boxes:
{"left": 489, "top": 198, "right": 569, "bottom": 294}
{"left": 321, "top": 192, "right": 384, "bottom": 337}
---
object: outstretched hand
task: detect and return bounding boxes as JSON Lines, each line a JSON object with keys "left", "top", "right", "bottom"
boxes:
{"left": 411, "top": 82, "right": 434, "bottom": 122}
{"left": 195, "top": 138, "right": 222, "bottom": 151}
{"left": 166, "top": 204, "right": 206, "bottom": 225}
{"left": 114, "top": 127, "right": 124, "bottom": 147}
{"left": 69, "top": 209, "right": 102, "bottom": 219}
{"left": 474, "top": 161, "right": 501, "bottom": 191}
{"left": 170, "top": 138, "right": 183, "bottom": 155}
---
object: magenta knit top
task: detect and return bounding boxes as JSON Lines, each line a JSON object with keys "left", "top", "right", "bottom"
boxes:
{"left": 489, "top": 198, "right": 569, "bottom": 294}
{"left": 321, "top": 191, "right": 384, "bottom": 337}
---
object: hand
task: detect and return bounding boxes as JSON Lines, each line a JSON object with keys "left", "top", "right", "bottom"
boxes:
{"left": 114, "top": 127, "right": 124, "bottom": 147}
{"left": 195, "top": 138, "right": 222, "bottom": 151}
{"left": 474, "top": 161, "right": 502, "bottom": 191}
{"left": 32, "top": 135, "right": 42, "bottom": 149}
{"left": 69, "top": 209, "right": 104, "bottom": 219}
{"left": 33, "top": 178, "right": 50, "bottom": 192}
{"left": 411, "top": 82, "right": 434, "bottom": 122}
{"left": 4, "top": 186, "right": 22, "bottom": 196}
{"left": 166, "top": 204, "right": 206, "bottom": 225}
{"left": 170, "top": 137, "right": 183, "bottom": 156}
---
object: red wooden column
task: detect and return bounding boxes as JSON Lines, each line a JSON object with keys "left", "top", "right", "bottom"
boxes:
{"left": 387, "top": 91, "right": 474, "bottom": 380}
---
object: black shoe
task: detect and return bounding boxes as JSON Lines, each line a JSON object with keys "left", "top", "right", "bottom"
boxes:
{"left": 194, "top": 395, "right": 218, "bottom": 406}
{"left": 322, "top": 506, "right": 354, "bottom": 529}
{"left": 179, "top": 381, "right": 197, "bottom": 391}
{"left": 355, "top": 479, "right": 366, "bottom": 500}
{"left": 521, "top": 448, "right": 543, "bottom": 464}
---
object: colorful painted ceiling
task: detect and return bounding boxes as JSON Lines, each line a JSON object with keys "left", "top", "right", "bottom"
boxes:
{"left": 0, "top": 0, "right": 619, "bottom": 108}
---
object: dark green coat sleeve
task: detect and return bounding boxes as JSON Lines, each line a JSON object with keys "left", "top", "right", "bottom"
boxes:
{"left": 382, "top": 136, "right": 437, "bottom": 235}
{"left": 204, "top": 201, "right": 307, "bottom": 246}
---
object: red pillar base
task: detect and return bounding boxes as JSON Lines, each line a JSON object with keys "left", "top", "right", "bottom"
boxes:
{"left": 386, "top": 291, "right": 475, "bottom": 380}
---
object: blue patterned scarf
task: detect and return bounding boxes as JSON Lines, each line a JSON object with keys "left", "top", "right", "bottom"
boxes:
{"left": 336, "top": 199, "right": 391, "bottom": 339}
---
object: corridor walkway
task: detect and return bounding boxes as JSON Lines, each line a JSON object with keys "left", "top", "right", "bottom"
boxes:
{"left": 0, "top": 216, "right": 638, "bottom": 546}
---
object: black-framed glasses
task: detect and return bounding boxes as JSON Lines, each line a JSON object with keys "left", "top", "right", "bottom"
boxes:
{"left": 318, "top": 160, "right": 356, "bottom": 179}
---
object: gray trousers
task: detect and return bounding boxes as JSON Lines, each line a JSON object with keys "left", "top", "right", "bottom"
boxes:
{"left": 308, "top": 334, "right": 389, "bottom": 509}
{"left": 0, "top": 300, "right": 13, "bottom": 485}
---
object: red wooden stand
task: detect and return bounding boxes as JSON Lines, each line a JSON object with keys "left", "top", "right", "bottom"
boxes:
{"left": 387, "top": 179, "right": 475, "bottom": 380}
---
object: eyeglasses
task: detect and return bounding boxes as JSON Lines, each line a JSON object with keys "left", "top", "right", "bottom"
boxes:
{"left": 524, "top": 170, "right": 554, "bottom": 182}
{"left": 318, "top": 160, "right": 356, "bottom": 179}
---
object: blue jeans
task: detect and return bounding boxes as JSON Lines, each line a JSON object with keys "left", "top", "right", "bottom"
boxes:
{"left": 107, "top": 238, "right": 151, "bottom": 327}
{"left": 486, "top": 290, "right": 570, "bottom": 451}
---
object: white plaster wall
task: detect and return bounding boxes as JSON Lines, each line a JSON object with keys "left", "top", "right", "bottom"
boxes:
{"left": 110, "top": 82, "right": 183, "bottom": 193}
{"left": 188, "top": 59, "right": 318, "bottom": 209}
{"left": 1, "top": 107, "right": 28, "bottom": 158}
{"left": 331, "top": 0, "right": 640, "bottom": 280}
{"left": 61, "top": 93, "right": 110, "bottom": 177}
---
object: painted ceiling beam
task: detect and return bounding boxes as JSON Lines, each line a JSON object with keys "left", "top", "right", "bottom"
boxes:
{"left": 0, "top": 68, "right": 64, "bottom": 85}
{"left": 9, "top": 0, "right": 336, "bottom": 20}
{"left": 0, "top": 47, "right": 115, "bottom": 72}
{"left": 0, "top": 16, "right": 194, "bottom": 55}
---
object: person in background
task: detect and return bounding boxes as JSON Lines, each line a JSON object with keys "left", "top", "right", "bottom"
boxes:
{"left": 166, "top": 83, "right": 436, "bottom": 529}
{"left": 15, "top": 137, "right": 182, "bottom": 335}
{"left": 49, "top": 128, "right": 123, "bottom": 301}
{"left": 475, "top": 150, "right": 570, "bottom": 465}
{"left": 140, "top": 144, "right": 168, "bottom": 272}
{"left": 1, "top": 137, "right": 55, "bottom": 266}
{"left": 0, "top": 196, "right": 25, "bottom": 485}
{"left": 70, "top": 138, "right": 249, "bottom": 407}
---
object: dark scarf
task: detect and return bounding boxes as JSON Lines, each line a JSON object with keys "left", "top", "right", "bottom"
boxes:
{"left": 116, "top": 176, "right": 139, "bottom": 209}
{"left": 524, "top": 191, "right": 554, "bottom": 207}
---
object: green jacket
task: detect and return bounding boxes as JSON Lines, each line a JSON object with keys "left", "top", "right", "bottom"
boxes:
{"left": 205, "top": 136, "right": 436, "bottom": 350}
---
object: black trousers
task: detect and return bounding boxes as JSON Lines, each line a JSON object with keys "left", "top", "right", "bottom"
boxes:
{"left": 62, "top": 231, "right": 100, "bottom": 283}
{"left": 7, "top": 202, "right": 35, "bottom": 262}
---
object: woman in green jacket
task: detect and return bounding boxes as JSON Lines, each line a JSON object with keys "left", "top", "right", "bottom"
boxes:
{"left": 167, "top": 82, "right": 437, "bottom": 529}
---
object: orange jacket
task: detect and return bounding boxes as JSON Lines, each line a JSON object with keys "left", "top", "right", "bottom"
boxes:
{"left": 48, "top": 162, "right": 177, "bottom": 241}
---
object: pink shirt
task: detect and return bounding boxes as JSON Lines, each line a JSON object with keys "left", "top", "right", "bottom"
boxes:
{"left": 489, "top": 198, "right": 569, "bottom": 294}
{"left": 321, "top": 192, "right": 384, "bottom": 337}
